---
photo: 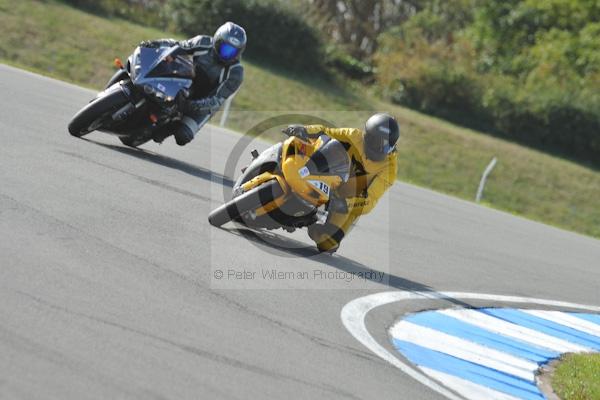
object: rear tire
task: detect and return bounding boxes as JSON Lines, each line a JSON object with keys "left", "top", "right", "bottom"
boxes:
{"left": 208, "top": 179, "right": 284, "bottom": 227}
{"left": 68, "top": 86, "right": 130, "bottom": 137}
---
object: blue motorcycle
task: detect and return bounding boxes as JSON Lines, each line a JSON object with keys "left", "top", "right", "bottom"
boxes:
{"left": 68, "top": 45, "right": 194, "bottom": 147}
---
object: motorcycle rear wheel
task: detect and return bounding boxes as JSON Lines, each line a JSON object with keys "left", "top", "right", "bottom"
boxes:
{"left": 208, "top": 179, "right": 284, "bottom": 227}
{"left": 68, "top": 87, "right": 130, "bottom": 137}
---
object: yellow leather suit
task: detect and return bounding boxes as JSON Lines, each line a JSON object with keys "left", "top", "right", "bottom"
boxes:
{"left": 304, "top": 125, "right": 398, "bottom": 252}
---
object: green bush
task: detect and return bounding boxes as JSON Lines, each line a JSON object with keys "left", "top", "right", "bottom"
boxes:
{"left": 164, "top": 0, "right": 324, "bottom": 72}
{"left": 324, "top": 46, "right": 374, "bottom": 81}
{"left": 376, "top": 0, "right": 600, "bottom": 165}
{"left": 382, "top": 57, "right": 600, "bottom": 162}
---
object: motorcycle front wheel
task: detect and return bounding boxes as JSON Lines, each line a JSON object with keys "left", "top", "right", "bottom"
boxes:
{"left": 68, "top": 86, "right": 130, "bottom": 137}
{"left": 208, "top": 179, "right": 285, "bottom": 227}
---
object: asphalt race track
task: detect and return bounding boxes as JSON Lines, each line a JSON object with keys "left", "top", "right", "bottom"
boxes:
{"left": 1, "top": 63, "right": 600, "bottom": 400}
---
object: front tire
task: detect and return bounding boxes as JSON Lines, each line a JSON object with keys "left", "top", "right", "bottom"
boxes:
{"left": 68, "top": 86, "right": 130, "bottom": 137}
{"left": 208, "top": 179, "right": 284, "bottom": 227}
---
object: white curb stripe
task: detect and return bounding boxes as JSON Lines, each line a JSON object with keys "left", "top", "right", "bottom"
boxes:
{"left": 521, "top": 310, "right": 600, "bottom": 338}
{"left": 440, "top": 308, "right": 590, "bottom": 353}
{"left": 390, "top": 321, "right": 537, "bottom": 381}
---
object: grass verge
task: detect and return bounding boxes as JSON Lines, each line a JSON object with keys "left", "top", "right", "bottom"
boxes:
{"left": 552, "top": 353, "right": 600, "bottom": 400}
{"left": 2, "top": 0, "right": 600, "bottom": 239}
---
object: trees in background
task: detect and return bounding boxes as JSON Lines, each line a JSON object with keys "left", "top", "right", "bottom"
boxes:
{"left": 164, "top": 0, "right": 323, "bottom": 72}
{"left": 301, "top": 0, "right": 421, "bottom": 57}
{"left": 376, "top": 0, "right": 600, "bottom": 163}
{"left": 290, "top": 0, "right": 423, "bottom": 79}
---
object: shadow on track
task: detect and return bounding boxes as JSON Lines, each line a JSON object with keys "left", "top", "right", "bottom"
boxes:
{"left": 226, "top": 227, "right": 476, "bottom": 307}
{"left": 221, "top": 226, "right": 455, "bottom": 298}
{"left": 81, "top": 138, "right": 234, "bottom": 187}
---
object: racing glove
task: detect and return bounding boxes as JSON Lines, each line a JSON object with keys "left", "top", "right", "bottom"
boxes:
{"left": 139, "top": 39, "right": 178, "bottom": 48}
{"left": 139, "top": 40, "right": 160, "bottom": 48}
{"left": 282, "top": 125, "right": 309, "bottom": 140}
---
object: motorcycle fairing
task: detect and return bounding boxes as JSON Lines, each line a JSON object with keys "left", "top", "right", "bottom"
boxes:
{"left": 234, "top": 143, "right": 283, "bottom": 191}
{"left": 130, "top": 46, "right": 194, "bottom": 101}
{"left": 229, "top": 136, "right": 351, "bottom": 229}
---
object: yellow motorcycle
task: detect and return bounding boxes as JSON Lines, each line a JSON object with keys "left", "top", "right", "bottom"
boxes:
{"left": 208, "top": 133, "right": 350, "bottom": 231}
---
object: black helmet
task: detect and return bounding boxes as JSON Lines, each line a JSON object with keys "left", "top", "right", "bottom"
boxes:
{"left": 364, "top": 113, "right": 400, "bottom": 161}
{"left": 213, "top": 22, "right": 247, "bottom": 64}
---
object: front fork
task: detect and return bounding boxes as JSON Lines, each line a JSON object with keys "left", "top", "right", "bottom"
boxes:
{"left": 110, "top": 81, "right": 145, "bottom": 123}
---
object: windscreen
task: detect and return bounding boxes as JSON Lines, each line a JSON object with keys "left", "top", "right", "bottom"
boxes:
{"left": 147, "top": 49, "right": 194, "bottom": 79}
{"left": 305, "top": 138, "right": 350, "bottom": 182}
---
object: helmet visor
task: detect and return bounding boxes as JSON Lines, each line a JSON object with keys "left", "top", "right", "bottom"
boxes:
{"left": 218, "top": 42, "right": 240, "bottom": 61}
{"left": 365, "top": 134, "right": 396, "bottom": 157}
{"left": 380, "top": 136, "right": 395, "bottom": 154}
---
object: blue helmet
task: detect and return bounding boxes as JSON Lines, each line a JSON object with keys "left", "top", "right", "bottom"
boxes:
{"left": 213, "top": 22, "right": 247, "bottom": 64}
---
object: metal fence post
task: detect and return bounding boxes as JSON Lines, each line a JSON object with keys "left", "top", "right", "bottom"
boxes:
{"left": 476, "top": 157, "right": 498, "bottom": 203}
{"left": 219, "top": 91, "right": 236, "bottom": 127}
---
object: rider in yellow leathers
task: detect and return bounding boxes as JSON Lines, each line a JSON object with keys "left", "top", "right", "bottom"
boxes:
{"left": 284, "top": 113, "right": 399, "bottom": 253}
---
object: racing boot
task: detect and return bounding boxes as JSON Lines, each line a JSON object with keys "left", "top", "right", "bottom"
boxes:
{"left": 152, "top": 122, "right": 175, "bottom": 144}
{"left": 173, "top": 120, "right": 195, "bottom": 146}
{"left": 307, "top": 223, "right": 340, "bottom": 254}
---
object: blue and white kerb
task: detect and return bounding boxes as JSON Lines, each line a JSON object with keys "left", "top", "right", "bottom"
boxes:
{"left": 390, "top": 308, "right": 600, "bottom": 400}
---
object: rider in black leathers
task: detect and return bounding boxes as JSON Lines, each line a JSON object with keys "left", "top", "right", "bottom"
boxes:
{"left": 106, "top": 22, "right": 246, "bottom": 146}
